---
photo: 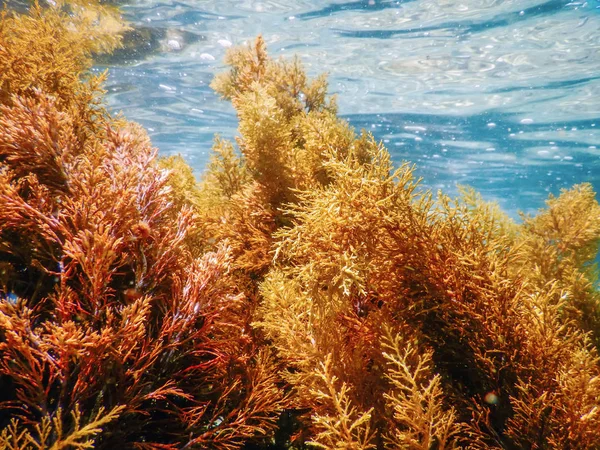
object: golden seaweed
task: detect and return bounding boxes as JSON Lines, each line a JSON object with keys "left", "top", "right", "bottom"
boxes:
{"left": 211, "top": 38, "right": 600, "bottom": 448}
{"left": 1, "top": 9, "right": 600, "bottom": 449}
{"left": 0, "top": 6, "right": 285, "bottom": 449}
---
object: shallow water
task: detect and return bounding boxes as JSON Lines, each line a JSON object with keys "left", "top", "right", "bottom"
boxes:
{"left": 101, "top": 0, "right": 600, "bottom": 217}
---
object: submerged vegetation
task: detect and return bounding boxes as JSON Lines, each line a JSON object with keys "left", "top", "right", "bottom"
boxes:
{"left": 1, "top": 3, "right": 600, "bottom": 449}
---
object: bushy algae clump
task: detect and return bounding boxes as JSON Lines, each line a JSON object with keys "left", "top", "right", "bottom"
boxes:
{"left": 0, "top": 5, "right": 284, "bottom": 449}
{"left": 1, "top": 4, "right": 600, "bottom": 449}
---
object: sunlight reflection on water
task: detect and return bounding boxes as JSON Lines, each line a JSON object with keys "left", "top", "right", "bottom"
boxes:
{"left": 102, "top": 0, "right": 600, "bottom": 217}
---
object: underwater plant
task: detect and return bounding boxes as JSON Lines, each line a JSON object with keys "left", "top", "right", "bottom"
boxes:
{"left": 0, "top": 6, "right": 285, "bottom": 449}
{"left": 1, "top": 3, "right": 599, "bottom": 447}
{"left": 202, "top": 37, "right": 600, "bottom": 448}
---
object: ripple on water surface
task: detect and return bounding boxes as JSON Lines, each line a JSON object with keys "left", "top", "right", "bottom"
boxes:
{"left": 101, "top": 0, "right": 600, "bottom": 216}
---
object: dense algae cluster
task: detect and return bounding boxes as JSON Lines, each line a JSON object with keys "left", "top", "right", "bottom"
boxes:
{"left": 1, "top": 3, "right": 600, "bottom": 449}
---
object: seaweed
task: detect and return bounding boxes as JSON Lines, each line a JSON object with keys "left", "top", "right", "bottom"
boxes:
{"left": 209, "top": 37, "right": 600, "bottom": 448}
{"left": 1, "top": 10, "right": 599, "bottom": 449}
{"left": 0, "top": 7, "right": 285, "bottom": 449}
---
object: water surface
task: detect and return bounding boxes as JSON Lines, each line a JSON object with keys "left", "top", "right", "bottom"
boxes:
{"left": 101, "top": 0, "right": 600, "bottom": 216}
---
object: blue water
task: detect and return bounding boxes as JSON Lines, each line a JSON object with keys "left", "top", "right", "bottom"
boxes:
{"left": 100, "top": 0, "right": 600, "bottom": 217}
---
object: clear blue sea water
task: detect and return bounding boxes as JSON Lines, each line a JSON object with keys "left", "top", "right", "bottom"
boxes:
{"left": 100, "top": 0, "right": 600, "bottom": 218}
